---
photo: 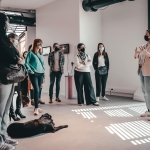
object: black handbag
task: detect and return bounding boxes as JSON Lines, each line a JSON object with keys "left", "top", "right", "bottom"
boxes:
{"left": 97, "top": 66, "right": 107, "bottom": 75}
{"left": 0, "top": 64, "right": 27, "bottom": 85}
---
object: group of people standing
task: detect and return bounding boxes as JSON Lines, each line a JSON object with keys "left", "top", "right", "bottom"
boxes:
{"left": 74, "top": 43, "right": 109, "bottom": 106}
{"left": 1, "top": 10, "right": 150, "bottom": 150}
{"left": 0, "top": 13, "right": 119, "bottom": 150}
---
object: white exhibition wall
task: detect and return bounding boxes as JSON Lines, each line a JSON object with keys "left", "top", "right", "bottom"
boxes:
{"left": 79, "top": 0, "right": 102, "bottom": 89}
{"left": 26, "top": 27, "right": 36, "bottom": 51}
{"left": 36, "top": 0, "right": 148, "bottom": 98}
{"left": 101, "top": 0, "right": 148, "bottom": 96}
{"left": 36, "top": 0, "right": 80, "bottom": 97}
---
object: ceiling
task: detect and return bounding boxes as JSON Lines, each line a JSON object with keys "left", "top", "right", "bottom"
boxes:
{"left": 1, "top": 0, "right": 56, "bottom": 9}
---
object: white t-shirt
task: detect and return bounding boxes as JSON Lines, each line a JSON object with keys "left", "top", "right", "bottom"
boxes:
{"left": 98, "top": 55, "right": 105, "bottom": 67}
{"left": 54, "top": 51, "right": 60, "bottom": 72}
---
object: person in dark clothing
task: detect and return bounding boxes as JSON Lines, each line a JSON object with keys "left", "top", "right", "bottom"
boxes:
{"left": 7, "top": 33, "right": 26, "bottom": 121}
{"left": 48, "top": 43, "right": 65, "bottom": 103}
{"left": 93, "top": 43, "right": 109, "bottom": 102}
{"left": 0, "top": 12, "right": 19, "bottom": 150}
{"left": 74, "top": 43, "right": 99, "bottom": 106}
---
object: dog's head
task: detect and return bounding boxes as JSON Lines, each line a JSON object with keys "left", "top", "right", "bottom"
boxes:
{"left": 39, "top": 113, "right": 55, "bottom": 127}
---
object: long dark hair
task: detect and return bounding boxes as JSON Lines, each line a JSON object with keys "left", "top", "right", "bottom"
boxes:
{"left": 23, "top": 51, "right": 28, "bottom": 59}
{"left": 97, "top": 43, "right": 106, "bottom": 56}
{"left": 28, "top": 44, "right": 32, "bottom": 51}
{"left": 7, "top": 33, "right": 18, "bottom": 39}
{"left": 0, "top": 13, "right": 12, "bottom": 46}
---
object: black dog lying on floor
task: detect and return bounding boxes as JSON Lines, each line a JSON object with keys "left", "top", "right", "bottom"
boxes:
{"left": 7, "top": 113, "right": 68, "bottom": 138}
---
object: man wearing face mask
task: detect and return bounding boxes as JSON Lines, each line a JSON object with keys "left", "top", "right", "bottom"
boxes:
{"left": 93, "top": 43, "right": 109, "bottom": 102}
{"left": 48, "top": 43, "right": 65, "bottom": 103}
{"left": 135, "top": 30, "right": 150, "bottom": 121}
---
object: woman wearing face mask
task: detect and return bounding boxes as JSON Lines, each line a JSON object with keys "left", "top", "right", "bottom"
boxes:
{"left": 0, "top": 13, "right": 19, "bottom": 150}
{"left": 25, "top": 39, "right": 45, "bottom": 115}
{"left": 74, "top": 43, "right": 99, "bottom": 106}
{"left": 29, "top": 47, "right": 45, "bottom": 106}
{"left": 93, "top": 43, "right": 109, "bottom": 102}
{"left": 135, "top": 30, "right": 150, "bottom": 121}
{"left": 7, "top": 33, "right": 26, "bottom": 121}
{"left": 48, "top": 43, "right": 65, "bottom": 103}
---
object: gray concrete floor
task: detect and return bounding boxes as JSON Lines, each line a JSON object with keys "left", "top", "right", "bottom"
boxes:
{"left": 12, "top": 94, "right": 150, "bottom": 150}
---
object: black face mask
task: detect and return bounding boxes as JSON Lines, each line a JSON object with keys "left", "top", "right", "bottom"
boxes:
{"left": 144, "top": 35, "right": 149, "bottom": 41}
{"left": 55, "top": 47, "right": 60, "bottom": 51}
{"left": 80, "top": 48, "right": 85, "bottom": 53}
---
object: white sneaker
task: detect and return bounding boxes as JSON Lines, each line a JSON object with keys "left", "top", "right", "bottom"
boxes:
{"left": 96, "top": 97, "right": 99, "bottom": 102}
{"left": 34, "top": 108, "right": 39, "bottom": 116}
{"left": 93, "top": 102, "right": 99, "bottom": 106}
{"left": 102, "top": 96, "right": 109, "bottom": 101}
{"left": 5, "top": 138, "right": 18, "bottom": 146}
{"left": 38, "top": 108, "right": 43, "bottom": 113}
{"left": 0, "top": 143, "right": 15, "bottom": 150}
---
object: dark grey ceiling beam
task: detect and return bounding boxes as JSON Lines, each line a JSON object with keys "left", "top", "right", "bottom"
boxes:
{"left": 0, "top": 7, "right": 35, "bottom": 14}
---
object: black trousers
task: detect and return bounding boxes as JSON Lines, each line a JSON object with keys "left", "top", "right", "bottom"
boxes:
{"left": 95, "top": 72, "right": 108, "bottom": 97}
{"left": 74, "top": 70, "right": 97, "bottom": 105}
{"left": 21, "top": 76, "right": 28, "bottom": 96}
{"left": 49, "top": 71, "right": 62, "bottom": 99}
{"left": 29, "top": 73, "right": 44, "bottom": 108}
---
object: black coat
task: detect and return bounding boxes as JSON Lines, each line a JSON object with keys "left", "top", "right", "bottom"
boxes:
{"left": 0, "top": 36, "right": 19, "bottom": 65}
{"left": 92, "top": 52, "right": 109, "bottom": 71}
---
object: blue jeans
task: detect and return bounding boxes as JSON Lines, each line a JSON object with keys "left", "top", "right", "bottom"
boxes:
{"left": 139, "top": 68, "right": 150, "bottom": 111}
{"left": 0, "top": 83, "right": 14, "bottom": 144}
{"left": 29, "top": 73, "right": 44, "bottom": 108}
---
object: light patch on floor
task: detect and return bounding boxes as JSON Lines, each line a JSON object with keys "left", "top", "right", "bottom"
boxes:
{"left": 129, "top": 106, "right": 147, "bottom": 114}
{"left": 104, "top": 109, "right": 133, "bottom": 117}
{"left": 72, "top": 103, "right": 146, "bottom": 112}
{"left": 131, "top": 138, "right": 150, "bottom": 145}
{"left": 105, "top": 121, "right": 150, "bottom": 144}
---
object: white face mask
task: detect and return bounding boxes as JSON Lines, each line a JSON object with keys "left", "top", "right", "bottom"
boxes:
{"left": 99, "top": 47, "right": 104, "bottom": 52}
{"left": 13, "top": 39, "right": 18, "bottom": 47}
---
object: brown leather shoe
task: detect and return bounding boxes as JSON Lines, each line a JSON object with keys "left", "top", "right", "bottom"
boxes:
{"left": 49, "top": 99, "right": 53, "bottom": 103}
{"left": 39, "top": 100, "right": 45, "bottom": 104}
{"left": 56, "top": 98, "right": 61, "bottom": 102}
{"left": 31, "top": 100, "right": 35, "bottom": 106}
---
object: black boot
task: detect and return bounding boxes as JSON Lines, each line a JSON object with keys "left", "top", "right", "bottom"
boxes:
{"left": 9, "top": 102, "right": 20, "bottom": 121}
{"left": 15, "top": 91, "right": 26, "bottom": 118}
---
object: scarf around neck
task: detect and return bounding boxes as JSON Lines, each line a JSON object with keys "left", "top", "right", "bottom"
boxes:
{"left": 78, "top": 52, "right": 86, "bottom": 62}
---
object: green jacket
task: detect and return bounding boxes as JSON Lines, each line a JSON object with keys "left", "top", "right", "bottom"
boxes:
{"left": 25, "top": 51, "right": 45, "bottom": 74}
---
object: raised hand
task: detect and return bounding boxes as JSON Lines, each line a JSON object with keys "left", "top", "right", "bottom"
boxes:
{"left": 139, "top": 46, "right": 145, "bottom": 52}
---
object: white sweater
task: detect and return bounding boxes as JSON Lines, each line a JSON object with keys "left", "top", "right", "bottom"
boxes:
{"left": 75, "top": 54, "right": 92, "bottom": 72}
